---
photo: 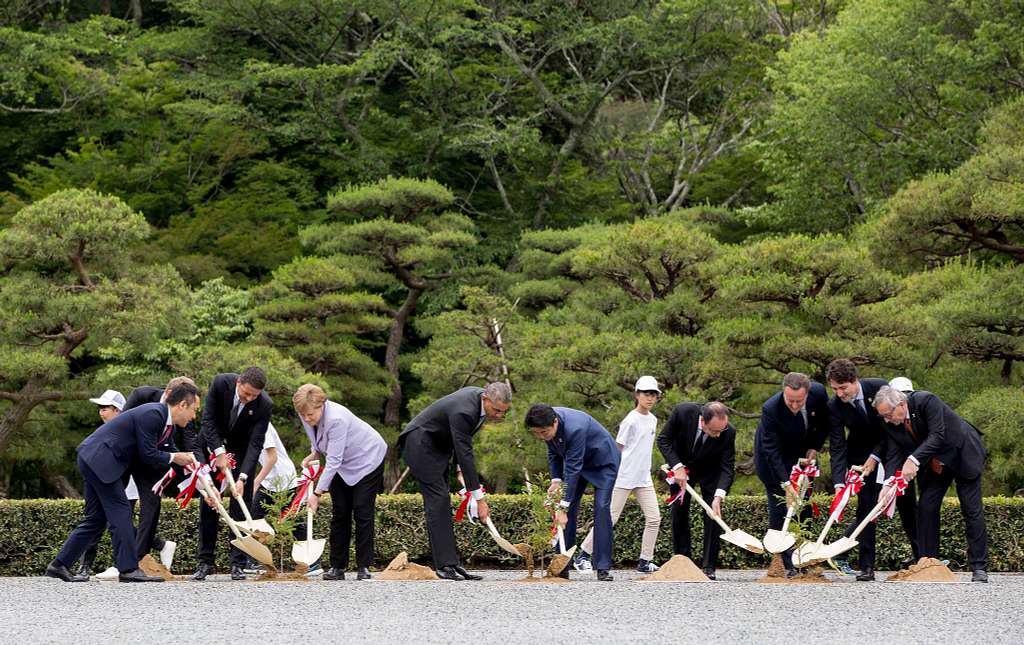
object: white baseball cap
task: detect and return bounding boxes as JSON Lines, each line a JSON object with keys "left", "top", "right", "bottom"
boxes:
{"left": 89, "top": 389, "right": 126, "bottom": 411}
{"left": 634, "top": 375, "right": 661, "bottom": 393}
{"left": 889, "top": 377, "right": 914, "bottom": 393}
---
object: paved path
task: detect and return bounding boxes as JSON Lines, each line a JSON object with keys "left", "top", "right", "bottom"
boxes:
{"left": 3, "top": 569, "right": 1022, "bottom": 644}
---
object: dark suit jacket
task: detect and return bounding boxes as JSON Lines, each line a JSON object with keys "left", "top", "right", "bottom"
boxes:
{"left": 546, "top": 407, "right": 620, "bottom": 501}
{"left": 882, "top": 390, "right": 986, "bottom": 480}
{"left": 657, "top": 403, "right": 736, "bottom": 493}
{"left": 77, "top": 403, "right": 172, "bottom": 483}
{"left": 827, "top": 378, "right": 888, "bottom": 487}
{"left": 125, "top": 386, "right": 200, "bottom": 452}
{"left": 398, "top": 387, "right": 486, "bottom": 491}
{"left": 754, "top": 382, "right": 830, "bottom": 485}
{"left": 198, "top": 373, "right": 272, "bottom": 477}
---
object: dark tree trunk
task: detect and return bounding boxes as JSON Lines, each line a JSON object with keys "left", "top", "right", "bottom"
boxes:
{"left": 40, "top": 462, "right": 81, "bottom": 499}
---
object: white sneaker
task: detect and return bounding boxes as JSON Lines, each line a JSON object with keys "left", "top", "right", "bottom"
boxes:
{"left": 636, "top": 559, "right": 660, "bottom": 573}
{"left": 304, "top": 559, "right": 324, "bottom": 577}
{"left": 572, "top": 554, "right": 593, "bottom": 572}
{"left": 95, "top": 566, "right": 119, "bottom": 581}
{"left": 159, "top": 541, "right": 176, "bottom": 569}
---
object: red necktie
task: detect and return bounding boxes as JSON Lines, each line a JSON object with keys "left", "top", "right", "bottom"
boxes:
{"left": 158, "top": 424, "right": 172, "bottom": 445}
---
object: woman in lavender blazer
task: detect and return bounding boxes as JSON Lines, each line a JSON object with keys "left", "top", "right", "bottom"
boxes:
{"left": 293, "top": 384, "right": 387, "bottom": 581}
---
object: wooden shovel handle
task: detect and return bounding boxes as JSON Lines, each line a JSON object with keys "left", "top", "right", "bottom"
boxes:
{"left": 220, "top": 466, "right": 256, "bottom": 523}
{"left": 198, "top": 481, "right": 243, "bottom": 540}
{"left": 849, "top": 486, "right": 895, "bottom": 541}
{"left": 659, "top": 464, "right": 732, "bottom": 533}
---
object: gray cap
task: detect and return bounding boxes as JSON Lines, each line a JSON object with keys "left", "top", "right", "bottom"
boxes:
{"left": 89, "top": 389, "right": 126, "bottom": 411}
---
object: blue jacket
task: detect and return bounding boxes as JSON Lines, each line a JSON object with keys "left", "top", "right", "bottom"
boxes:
{"left": 77, "top": 402, "right": 173, "bottom": 484}
{"left": 754, "top": 382, "right": 830, "bottom": 485}
{"left": 546, "top": 407, "right": 620, "bottom": 501}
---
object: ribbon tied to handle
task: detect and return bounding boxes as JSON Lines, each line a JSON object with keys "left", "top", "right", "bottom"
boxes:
{"left": 176, "top": 463, "right": 211, "bottom": 509}
{"left": 454, "top": 486, "right": 486, "bottom": 523}
{"left": 828, "top": 469, "right": 864, "bottom": 522}
{"left": 880, "top": 471, "right": 909, "bottom": 519}
{"left": 663, "top": 467, "right": 689, "bottom": 506}
{"left": 151, "top": 468, "right": 177, "bottom": 496}
{"left": 283, "top": 464, "right": 325, "bottom": 518}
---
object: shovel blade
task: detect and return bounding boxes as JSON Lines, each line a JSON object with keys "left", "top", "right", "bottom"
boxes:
{"left": 721, "top": 529, "right": 764, "bottom": 554}
{"left": 237, "top": 519, "right": 276, "bottom": 536}
{"left": 232, "top": 535, "right": 274, "bottom": 567}
{"left": 791, "top": 542, "right": 824, "bottom": 567}
{"left": 816, "top": 537, "right": 859, "bottom": 562}
{"left": 763, "top": 529, "right": 796, "bottom": 554}
{"left": 562, "top": 544, "right": 577, "bottom": 559}
{"left": 292, "top": 538, "right": 327, "bottom": 566}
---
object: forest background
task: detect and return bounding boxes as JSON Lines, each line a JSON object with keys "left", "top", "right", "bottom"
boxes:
{"left": 1, "top": 0, "right": 1023, "bottom": 500}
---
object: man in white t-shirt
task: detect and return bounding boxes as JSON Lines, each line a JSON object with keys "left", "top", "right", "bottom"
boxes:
{"left": 576, "top": 376, "right": 663, "bottom": 574}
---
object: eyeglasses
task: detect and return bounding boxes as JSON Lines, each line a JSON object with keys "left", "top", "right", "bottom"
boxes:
{"left": 878, "top": 406, "right": 902, "bottom": 422}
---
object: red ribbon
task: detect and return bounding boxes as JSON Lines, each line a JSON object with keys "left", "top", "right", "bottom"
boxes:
{"left": 789, "top": 463, "right": 820, "bottom": 489}
{"left": 151, "top": 468, "right": 176, "bottom": 496}
{"left": 663, "top": 467, "right": 689, "bottom": 506}
{"left": 176, "top": 463, "right": 211, "bottom": 509}
{"left": 283, "top": 464, "right": 324, "bottom": 518}
{"left": 880, "top": 471, "right": 909, "bottom": 519}
{"left": 454, "top": 486, "right": 485, "bottom": 523}
{"left": 828, "top": 469, "right": 865, "bottom": 522}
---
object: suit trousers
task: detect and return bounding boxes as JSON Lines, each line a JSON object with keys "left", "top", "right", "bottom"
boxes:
{"left": 133, "top": 468, "right": 169, "bottom": 558}
{"left": 57, "top": 456, "right": 139, "bottom": 574}
{"left": 564, "top": 468, "right": 617, "bottom": 571}
{"left": 917, "top": 468, "right": 988, "bottom": 569}
{"left": 403, "top": 431, "right": 464, "bottom": 569}
{"left": 840, "top": 477, "right": 919, "bottom": 568}
{"left": 671, "top": 479, "right": 724, "bottom": 570}
{"left": 79, "top": 499, "right": 163, "bottom": 570}
{"left": 197, "top": 472, "right": 255, "bottom": 568}
{"left": 326, "top": 462, "right": 384, "bottom": 569}
{"left": 580, "top": 485, "right": 661, "bottom": 561}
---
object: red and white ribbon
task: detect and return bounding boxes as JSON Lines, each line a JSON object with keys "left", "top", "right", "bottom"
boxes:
{"left": 790, "top": 463, "right": 820, "bottom": 488}
{"left": 828, "top": 469, "right": 864, "bottom": 522}
{"left": 176, "top": 463, "right": 212, "bottom": 509}
{"left": 151, "top": 468, "right": 176, "bottom": 496}
{"left": 880, "top": 471, "right": 909, "bottom": 518}
{"left": 283, "top": 464, "right": 324, "bottom": 517}
{"left": 663, "top": 467, "right": 689, "bottom": 506}
{"left": 455, "top": 486, "right": 487, "bottom": 523}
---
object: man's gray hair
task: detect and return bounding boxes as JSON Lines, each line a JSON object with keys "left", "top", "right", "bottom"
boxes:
{"left": 873, "top": 385, "right": 907, "bottom": 409}
{"left": 782, "top": 372, "right": 810, "bottom": 391}
{"left": 483, "top": 382, "right": 512, "bottom": 403}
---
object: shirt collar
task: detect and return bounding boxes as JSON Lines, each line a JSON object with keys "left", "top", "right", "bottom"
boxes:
{"left": 165, "top": 406, "right": 173, "bottom": 428}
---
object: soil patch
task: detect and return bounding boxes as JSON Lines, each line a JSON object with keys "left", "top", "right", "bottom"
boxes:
{"left": 511, "top": 575, "right": 572, "bottom": 584}
{"left": 515, "top": 543, "right": 534, "bottom": 577}
{"left": 886, "top": 557, "right": 960, "bottom": 583}
{"left": 139, "top": 555, "right": 174, "bottom": 581}
{"left": 255, "top": 570, "right": 309, "bottom": 582}
{"left": 376, "top": 551, "right": 439, "bottom": 581}
{"left": 639, "top": 555, "right": 709, "bottom": 582}
{"left": 546, "top": 553, "right": 570, "bottom": 578}
{"left": 756, "top": 554, "right": 829, "bottom": 583}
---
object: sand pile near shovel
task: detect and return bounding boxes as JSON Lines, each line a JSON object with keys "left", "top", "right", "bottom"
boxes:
{"left": 139, "top": 555, "right": 174, "bottom": 581}
{"left": 756, "top": 553, "right": 829, "bottom": 584}
{"left": 545, "top": 553, "right": 570, "bottom": 578}
{"left": 639, "top": 555, "right": 709, "bottom": 582}
{"left": 377, "top": 551, "right": 439, "bottom": 580}
{"left": 515, "top": 543, "right": 535, "bottom": 577}
{"left": 886, "top": 557, "right": 960, "bottom": 583}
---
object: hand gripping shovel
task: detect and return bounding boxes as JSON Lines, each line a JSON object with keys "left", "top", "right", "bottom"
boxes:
{"left": 813, "top": 483, "right": 897, "bottom": 563}
{"left": 197, "top": 475, "right": 274, "bottom": 568}
{"left": 292, "top": 461, "right": 326, "bottom": 567}
{"left": 484, "top": 517, "right": 523, "bottom": 557}
{"left": 221, "top": 466, "right": 275, "bottom": 537}
{"left": 658, "top": 465, "right": 762, "bottom": 553}
{"left": 763, "top": 472, "right": 810, "bottom": 554}
{"left": 793, "top": 467, "right": 863, "bottom": 567}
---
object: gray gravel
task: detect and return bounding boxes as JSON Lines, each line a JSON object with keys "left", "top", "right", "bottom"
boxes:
{"left": 3, "top": 569, "right": 1022, "bottom": 644}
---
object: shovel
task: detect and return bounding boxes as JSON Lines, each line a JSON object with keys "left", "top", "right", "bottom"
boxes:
{"left": 813, "top": 485, "right": 896, "bottom": 563}
{"left": 659, "top": 465, "right": 763, "bottom": 553}
{"left": 221, "top": 466, "right": 275, "bottom": 537}
{"left": 197, "top": 476, "right": 274, "bottom": 568}
{"left": 484, "top": 517, "right": 524, "bottom": 557}
{"left": 793, "top": 467, "right": 862, "bottom": 567}
{"left": 763, "top": 472, "right": 810, "bottom": 554}
{"left": 545, "top": 524, "right": 576, "bottom": 577}
{"left": 292, "top": 461, "right": 326, "bottom": 567}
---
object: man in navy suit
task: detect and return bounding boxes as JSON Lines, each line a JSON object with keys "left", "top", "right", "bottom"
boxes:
{"left": 46, "top": 382, "right": 200, "bottom": 582}
{"left": 525, "top": 404, "right": 621, "bottom": 581}
{"left": 754, "top": 372, "right": 830, "bottom": 575}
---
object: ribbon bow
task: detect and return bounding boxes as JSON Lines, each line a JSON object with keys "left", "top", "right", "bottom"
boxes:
{"left": 151, "top": 468, "right": 177, "bottom": 496}
{"left": 663, "top": 467, "right": 689, "bottom": 506}
{"left": 283, "top": 464, "right": 324, "bottom": 517}
{"left": 789, "top": 463, "right": 820, "bottom": 488}
{"left": 206, "top": 452, "right": 237, "bottom": 492}
{"left": 828, "top": 469, "right": 864, "bottom": 522}
{"left": 880, "top": 471, "right": 909, "bottom": 519}
{"left": 454, "top": 486, "right": 486, "bottom": 523}
{"left": 176, "top": 463, "right": 211, "bottom": 509}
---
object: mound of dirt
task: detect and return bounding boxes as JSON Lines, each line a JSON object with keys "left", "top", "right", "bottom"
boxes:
{"left": 139, "top": 555, "right": 174, "bottom": 581}
{"left": 377, "top": 551, "right": 439, "bottom": 581}
{"left": 756, "top": 554, "right": 829, "bottom": 583}
{"left": 886, "top": 557, "right": 960, "bottom": 583}
{"left": 515, "top": 543, "right": 535, "bottom": 577}
{"left": 639, "top": 555, "right": 709, "bottom": 582}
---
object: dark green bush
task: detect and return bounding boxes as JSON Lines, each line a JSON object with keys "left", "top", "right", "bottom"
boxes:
{"left": 2, "top": 493, "right": 1021, "bottom": 576}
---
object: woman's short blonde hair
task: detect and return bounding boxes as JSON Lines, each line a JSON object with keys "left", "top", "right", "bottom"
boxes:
{"left": 292, "top": 383, "right": 328, "bottom": 413}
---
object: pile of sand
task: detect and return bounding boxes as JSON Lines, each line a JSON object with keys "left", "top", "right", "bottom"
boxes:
{"left": 377, "top": 552, "right": 439, "bottom": 580}
{"left": 756, "top": 553, "right": 830, "bottom": 584}
{"left": 640, "top": 555, "right": 709, "bottom": 582}
{"left": 886, "top": 557, "right": 960, "bottom": 583}
{"left": 515, "top": 543, "right": 534, "bottom": 577}
{"left": 139, "top": 555, "right": 174, "bottom": 581}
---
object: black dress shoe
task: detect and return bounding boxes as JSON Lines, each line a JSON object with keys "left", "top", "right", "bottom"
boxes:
{"left": 119, "top": 569, "right": 164, "bottom": 582}
{"left": 45, "top": 560, "right": 89, "bottom": 582}
{"left": 785, "top": 568, "right": 798, "bottom": 578}
{"left": 435, "top": 566, "right": 462, "bottom": 580}
{"left": 703, "top": 568, "right": 716, "bottom": 580}
{"left": 556, "top": 567, "right": 570, "bottom": 579}
{"left": 230, "top": 565, "right": 246, "bottom": 580}
{"left": 192, "top": 563, "right": 214, "bottom": 581}
{"left": 972, "top": 569, "right": 988, "bottom": 583}
{"left": 453, "top": 565, "right": 482, "bottom": 580}
{"left": 855, "top": 567, "right": 875, "bottom": 581}
{"left": 356, "top": 567, "right": 372, "bottom": 580}
{"left": 323, "top": 568, "right": 345, "bottom": 580}
{"left": 899, "top": 556, "right": 917, "bottom": 569}
{"left": 596, "top": 569, "right": 614, "bottom": 581}
{"left": 77, "top": 563, "right": 93, "bottom": 578}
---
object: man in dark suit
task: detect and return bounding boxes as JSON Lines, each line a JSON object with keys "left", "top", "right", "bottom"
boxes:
{"left": 123, "top": 376, "right": 200, "bottom": 569}
{"left": 754, "top": 372, "right": 830, "bottom": 574}
{"left": 46, "top": 383, "right": 200, "bottom": 582}
{"left": 525, "top": 403, "right": 621, "bottom": 582}
{"left": 398, "top": 382, "right": 511, "bottom": 580}
{"left": 192, "top": 367, "right": 273, "bottom": 581}
{"left": 873, "top": 385, "right": 989, "bottom": 582}
{"left": 657, "top": 401, "right": 736, "bottom": 579}
{"left": 825, "top": 359, "right": 919, "bottom": 581}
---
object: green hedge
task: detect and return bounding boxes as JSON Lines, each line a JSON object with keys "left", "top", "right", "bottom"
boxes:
{"left": 2, "top": 494, "right": 1022, "bottom": 576}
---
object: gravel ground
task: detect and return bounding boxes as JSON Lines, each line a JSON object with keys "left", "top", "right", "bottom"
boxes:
{"left": 3, "top": 569, "right": 1022, "bottom": 644}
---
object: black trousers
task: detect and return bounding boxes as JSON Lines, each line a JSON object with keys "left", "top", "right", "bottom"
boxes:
{"left": 134, "top": 468, "right": 169, "bottom": 558}
{"left": 197, "top": 470, "right": 255, "bottom": 568}
{"left": 917, "top": 468, "right": 988, "bottom": 569}
{"left": 670, "top": 479, "right": 723, "bottom": 570}
{"left": 327, "top": 462, "right": 384, "bottom": 569}
{"left": 403, "top": 432, "right": 462, "bottom": 569}
{"left": 840, "top": 477, "right": 919, "bottom": 569}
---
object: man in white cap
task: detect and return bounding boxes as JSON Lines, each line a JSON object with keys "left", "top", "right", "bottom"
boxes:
{"left": 890, "top": 376, "right": 914, "bottom": 393}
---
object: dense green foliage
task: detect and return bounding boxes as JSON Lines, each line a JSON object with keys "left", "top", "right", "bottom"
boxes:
{"left": 1, "top": 1, "right": 1023, "bottom": 500}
